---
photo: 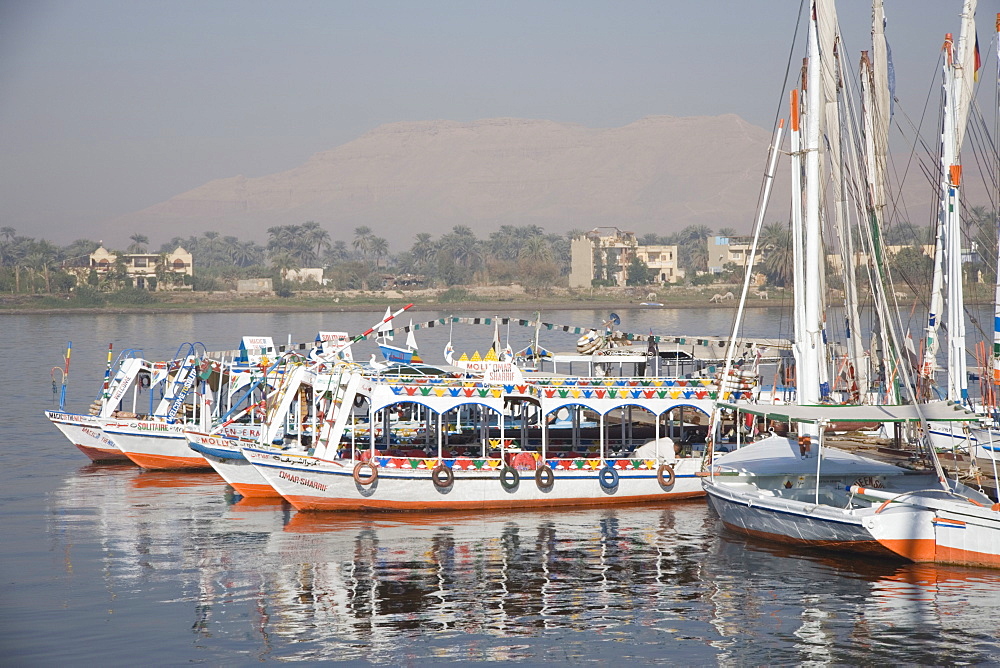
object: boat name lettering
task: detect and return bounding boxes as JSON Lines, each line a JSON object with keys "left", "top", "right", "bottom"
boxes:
{"left": 853, "top": 476, "right": 884, "bottom": 489}
{"left": 278, "top": 470, "right": 327, "bottom": 491}
{"left": 276, "top": 456, "right": 318, "bottom": 467}
{"left": 137, "top": 422, "right": 169, "bottom": 432}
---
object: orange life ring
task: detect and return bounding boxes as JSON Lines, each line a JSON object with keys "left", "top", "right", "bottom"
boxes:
{"left": 657, "top": 463, "right": 676, "bottom": 487}
{"left": 353, "top": 461, "right": 378, "bottom": 485}
{"left": 431, "top": 463, "right": 454, "bottom": 488}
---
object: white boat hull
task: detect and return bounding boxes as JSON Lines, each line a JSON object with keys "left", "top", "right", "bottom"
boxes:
{"left": 104, "top": 419, "right": 211, "bottom": 470}
{"left": 185, "top": 429, "right": 278, "bottom": 498}
{"left": 704, "top": 480, "right": 897, "bottom": 556}
{"left": 865, "top": 495, "right": 1000, "bottom": 568}
{"left": 928, "top": 423, "right": 1000, "bottom": 460}
{"left": 44, "top": 410, "right": 131, "bottom": 462}
{"left": 244, "top": 447, "right": 704, "bottom": 511}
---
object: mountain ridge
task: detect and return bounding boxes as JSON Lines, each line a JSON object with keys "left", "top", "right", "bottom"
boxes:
{"left": 104, "top": 114, "right": 794, "bottom": 246}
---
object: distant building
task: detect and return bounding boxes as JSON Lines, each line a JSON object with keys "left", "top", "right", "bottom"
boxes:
{"left": 569, "top": 227, "right": 682, "bottom": 287}
{"left": 85, "top": 246, "right": 193, "bottom": 290}
{"left": 237, "top": 278, "right": 274, "bottom": 294}
{"left": 634, "top": 245, "right": 685, "bottom": 284}
{"left": 284, "top": 268, "right": 324, "bottom": 284}
{"left": 707, "top": 235, "right": 756, "bottom": 274}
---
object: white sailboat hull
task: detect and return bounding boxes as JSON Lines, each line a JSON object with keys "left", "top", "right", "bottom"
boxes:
{"left": 864, "top": 493, "right": 1000, "bottom": 568}
{"left": 244, "top": 447, "right": 704, "bottom": 511}
{"left": 704, "top": 480, "right": 896, "bottom": 556}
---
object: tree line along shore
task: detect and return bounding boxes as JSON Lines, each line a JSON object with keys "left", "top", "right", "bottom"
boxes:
{"left": 1, "top": 210, "right": 992, "bottom": 313}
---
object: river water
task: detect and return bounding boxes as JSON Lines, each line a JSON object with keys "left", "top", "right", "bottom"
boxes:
{"left": 4, "top": 307, "right": 1000, "bottom": 665}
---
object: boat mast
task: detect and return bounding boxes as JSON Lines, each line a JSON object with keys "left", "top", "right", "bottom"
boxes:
{"left": 993, "top": 13, "right": 1000, "bottom": 408}
{"left": 859, "top": 0, "right": 902, "bottom": 403}
{"left": 797, "top": 1, "right": 827, "bottom": 408}
{"left": 820, "top": 0, "right": 869, "bottom": 402}
{"left": 944, "top": 0, "right": 978, "bottom": 404}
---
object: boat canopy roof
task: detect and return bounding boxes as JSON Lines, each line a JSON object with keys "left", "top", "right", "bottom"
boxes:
{"left": 716, "top": 400, "right": 979, "bottom": 424}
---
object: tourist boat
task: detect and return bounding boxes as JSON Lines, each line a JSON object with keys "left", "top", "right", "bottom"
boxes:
{"left": 851, "top": 483, "right": 1000, "bottom": 568}
{"left": 241, "top": 351, "right": 729, "bottom": 511}
{"left": 110, "top": 337, "right": 277, "bottom": 470}
{"left": 45, "top": 344, "right": 181, "bottom": 463}
{"left": 185, "top": 358, "right": 298, "bottom": 497}
{"left": 189, "top": 311, "right": 416, "bottom": 493}
{"left": 102, "top": 351, "right": 213, "bottom": 470}
{"left": 703, "top": 0, "right": 996, "bottom": 562}
{"left": 185, "top": 428, "right": 270, "bottom": 495}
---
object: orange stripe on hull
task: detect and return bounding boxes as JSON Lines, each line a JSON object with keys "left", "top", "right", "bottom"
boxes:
{"left": 74, "top": 443, "right": 133, "bottom": 463}
{"left": 879, "top": 539, "right": 1000, "bottom": 568}
{"left": 282, "top": 490, "right": 704, "bottom": 512}
{"left": 721, "top": 521, "right": 901, "bottom": 557}
{"left": 123, "top": 451, "right": 213, "bottom": 471}
{"left": 229, "top": 481, "right": 282, "bottom": 498}
{"left": 935, "top": 544, "right": 1000, "bottom": 568}
{"left": 875, "top": 538, "right": 936, "bottom": 562}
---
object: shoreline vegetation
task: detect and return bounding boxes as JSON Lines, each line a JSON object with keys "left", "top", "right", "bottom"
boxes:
{"left": 1, "top": 284, "right": 794, "bottom": 315}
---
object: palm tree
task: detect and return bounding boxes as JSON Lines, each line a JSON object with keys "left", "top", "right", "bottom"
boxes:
{"left": 301, "top": 221, "right": 331, "bottom": 260}
{"left": 352, "top": 226, "right": 373, "bottom": 262}
{"left": 369, "top": 236, "right": 389, "bottom": 269}
{"left": 270, "top": 251, "right": 299, "bottom": 280}
{"left": 230, "top": 240, "right": 264, "bottom": 268}
{"left": 760, "top": 222, "right": 793, "bottom": 286}
{"left": 518, "top": 235, "right": 553, "bottom": 263}
{"left": 127, "top": 233, "right": 149, "bottom": 253}
{"left": 409, "top": 233, "right": 436, "bottom": 272}
{"left": 266, "top": 225, "right": 297, "bottom": 255}
{"left": 33, "top": 239, "right": 58, "bottom": 292}
{"left": 324, "top": 240, "right": 350, "bottom": 264}
{"left": 111, "top": 251, "right": 130, "bottom": 288}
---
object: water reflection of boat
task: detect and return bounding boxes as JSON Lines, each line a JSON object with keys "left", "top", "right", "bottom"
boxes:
{"left": 706, "top": 524, "right": 1000, "bottom": 664}
{"left": 260, "top": 503, "right": 715, "bottom": 653}
{"left": 130, "top": 470, "right": 223, "bottom": 489}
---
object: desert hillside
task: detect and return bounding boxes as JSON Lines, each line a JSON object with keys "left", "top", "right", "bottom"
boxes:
{"left": 105, "top": 114, "right": 956, "bottom": 247}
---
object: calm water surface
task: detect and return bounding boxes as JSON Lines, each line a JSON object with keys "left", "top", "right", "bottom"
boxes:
{"left": 4, "top": 308, "right": 1000, "bottom": 665}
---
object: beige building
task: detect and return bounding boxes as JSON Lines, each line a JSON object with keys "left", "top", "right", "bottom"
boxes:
{"left": 635, "top": 245, "right": 685, "bottom": 284}
{"left": 570, "top": 227, "right": 682, "bottom": 287}
{"left": 707, "top": 235, "right": 756, "bottom": 274}
{"left": 86, "top": 246, "right": 193, "bottom": 290}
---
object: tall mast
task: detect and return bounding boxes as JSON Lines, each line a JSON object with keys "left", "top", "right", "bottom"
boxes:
{"left": 944, "top": 0, "right": 978, "bottom": 403}
{"left": 818, "top": 0, "right": 866, "bottom": 402}
{"left": 860, "top": 0, "right": 901, "bottom": 403}
{"left": 992, "top": 13, "right": 1000, "bottom": 402}
{"left": 797, "top": 1, "right": 826, "bottom": 407}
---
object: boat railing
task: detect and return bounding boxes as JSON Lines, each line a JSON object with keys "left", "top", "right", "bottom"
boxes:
{"left": 343, "top": 454, "right": 676, "bottom": 471}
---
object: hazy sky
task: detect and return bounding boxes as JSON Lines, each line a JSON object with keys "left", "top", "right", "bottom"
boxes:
{"left": 0, "top": 0, "right": 994, "bottom": 244}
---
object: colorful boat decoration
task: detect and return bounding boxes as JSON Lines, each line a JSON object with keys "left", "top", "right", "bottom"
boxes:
{"left": 240, "top": 353, "right": 731, "bottom": 511}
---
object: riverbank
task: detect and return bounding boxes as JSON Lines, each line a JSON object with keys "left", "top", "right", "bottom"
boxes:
{"left": 0, "top": 285, "right": 793, "bottom": 315}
